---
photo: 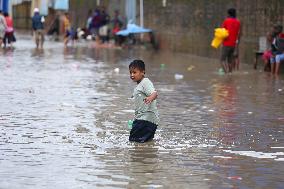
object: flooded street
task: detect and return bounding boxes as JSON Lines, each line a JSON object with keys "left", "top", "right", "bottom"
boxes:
{"left": 0, "top": 35, "right": 284, "bottom": 189}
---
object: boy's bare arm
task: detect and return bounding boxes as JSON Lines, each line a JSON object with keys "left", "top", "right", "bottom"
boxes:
{"left": 144, "top": 91, "right": 158, "bottom": 104}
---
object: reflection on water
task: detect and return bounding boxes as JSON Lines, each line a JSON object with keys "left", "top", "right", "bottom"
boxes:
{"left": 211, "top": 78, "right": 239, "bottom": 146}
{"left": 0, "top": 37, "right": 283, "bottom": 188}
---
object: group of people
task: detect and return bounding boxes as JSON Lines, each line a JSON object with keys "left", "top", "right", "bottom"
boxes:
{"left": 85, "top": 8, "right": 124, "bottom": 45}
{"left": 31, "top": 7, "right": 125, "bottom": 49}
{"left": 262, "top": 24, "right": 284, "bottom": 75}
{"left": 0, "top": 10, "right": 16, "bottom": 48}
{"left": 220, "top": 8, "right": 283, "bottom": 75}
{"left": 31, "top": 8, "right": 72, "bottom": 49}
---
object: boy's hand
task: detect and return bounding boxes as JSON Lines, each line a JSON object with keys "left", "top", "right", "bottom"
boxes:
{"left": 144, "top": 91, "right": 158, "bottom": 104}
{"left": 144, "top": 97, "right": 152, "bottom": 104}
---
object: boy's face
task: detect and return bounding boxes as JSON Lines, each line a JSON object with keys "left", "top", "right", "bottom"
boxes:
{"left": 129, "top": 67, "right": 145, "bottom": 83}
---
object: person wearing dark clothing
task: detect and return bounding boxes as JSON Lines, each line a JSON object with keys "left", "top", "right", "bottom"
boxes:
{"left": 31, "top": 8, "right": 44, "bottom": 49}
{"left": 47, "top": 15, "right": 60, "bottom": 40}
{"left": 91, "top": 9, "right": 101, "bottom": 36}
{"left": 270, "top": 25, "right": 284, "bottom": 75}
{"left": 99, "top": 8, "right": 110, "bottom": 43}
{"left": 111, "top": 10, "right": 124, "bottom": 45}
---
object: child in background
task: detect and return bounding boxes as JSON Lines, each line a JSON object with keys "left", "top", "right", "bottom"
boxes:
{"left": 129, "top": 60, "right": 159, "bottom": 143}
{"left": 3, "top": 12, "right": 16, "bottom": 48}
{"left": 262, "top": 25, "right": 279, "bottom": 72}
{"left": 270, "top": 25, "right": 284, "bottom": 75}
{"left": 63, "top": 12, "right": 71, "bottom": 47}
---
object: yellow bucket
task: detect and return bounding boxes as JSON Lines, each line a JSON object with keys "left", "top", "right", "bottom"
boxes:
{"left": 211, "top": 38, "right": 223, "bottom": 48}
{"left": 211, "top": 28, "right": 229, "bottom": 48}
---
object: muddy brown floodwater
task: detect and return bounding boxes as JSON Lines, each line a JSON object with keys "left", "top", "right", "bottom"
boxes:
{"left": 0, "top": 35, "right": 283, "bottom": 189}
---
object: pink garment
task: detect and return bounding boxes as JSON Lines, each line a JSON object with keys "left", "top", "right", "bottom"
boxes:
{"left": 5, "top": 16, "right": 13, "bottom": 27}
{"left": 5, "top": 16, "right": 13, "bottom": 32}
{"left": 262, "top": 50, "right": 272, "bottom": 61}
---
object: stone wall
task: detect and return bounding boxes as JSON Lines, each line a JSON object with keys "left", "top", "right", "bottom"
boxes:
{"left": 142, "top": 0, "right": 284, "bottom": 64}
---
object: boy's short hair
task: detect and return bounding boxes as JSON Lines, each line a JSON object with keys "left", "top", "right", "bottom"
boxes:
{"left": 129, "top": 59, "right": 145, "bottom": 71}
{"left": 228, "top": 8, "right": 236, "bottom": 18}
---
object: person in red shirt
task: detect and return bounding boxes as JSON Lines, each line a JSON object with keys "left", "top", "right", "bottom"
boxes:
{"left": 220, "top": 8, "right": 241, "bottom": 73}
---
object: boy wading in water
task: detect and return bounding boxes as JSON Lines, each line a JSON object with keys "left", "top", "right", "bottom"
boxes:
{"left": 129, "top": 60, "right": 159, "bottom": 143}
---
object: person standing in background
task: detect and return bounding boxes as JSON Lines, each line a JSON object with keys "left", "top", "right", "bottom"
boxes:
{"left": 86, "top": 9, "right": 93, "bottom": 35}
{"left": 63, "top": 12, "right": 76, "bottom": 48}
{"left": 99, "top": 7, "right": 110, "bottom": 43}
{"left": 32, "top": 8, "right": 45, "bottom": 49}
{"left": 3, "top": 12, "right": 16, "bottom": 48}
{"left": 261, "top": 25, "right": 279, "bottom": 72}
{"left": 270, "top": 25, "right": 284, "bottom": 75}
{"left": 220, "top": 8, "right": 241, "bottom": 73}
{"left": 0, "top": 10, "right": 7, "bottom": 48}
{"left": 111, "top": 10, "right": 124, "bottom": 46}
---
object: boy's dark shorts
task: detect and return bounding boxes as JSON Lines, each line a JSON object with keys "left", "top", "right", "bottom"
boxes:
{"left": 221, "top": 46, "right": 235, "bottom": 64}
{"left": 129, "top": 119, "right": 157, "bottom": 143}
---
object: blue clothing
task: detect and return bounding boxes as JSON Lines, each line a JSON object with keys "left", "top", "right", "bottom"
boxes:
{"left": 32, "top": 14, "right": 44, "bottom": 30}
{"left": 270, "top": 54, "right": 284, "bottom": 63}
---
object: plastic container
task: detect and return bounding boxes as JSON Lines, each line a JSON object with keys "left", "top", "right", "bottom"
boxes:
{"left": 127, "top": 120, "right": 133, "bottom": 129}
{"left": 174, "top": 74, "right": 184, "bottom": 80}
{"left": 211, "top": 28, "right": 229, "bottom": 48}
{"left": 218, "top": 68, "right": 225, "bottom": 75}
{"left": 114, "top": 68, "right": 120, "bottom": 73}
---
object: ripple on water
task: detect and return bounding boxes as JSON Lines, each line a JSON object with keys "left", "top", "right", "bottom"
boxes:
{"left": 1, "top": 38, "right": 284, "bottom": 188}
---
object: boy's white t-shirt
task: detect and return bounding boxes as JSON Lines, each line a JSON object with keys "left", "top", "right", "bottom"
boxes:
{"left": 133, "top": 78, "right": 159, "bottom": 125}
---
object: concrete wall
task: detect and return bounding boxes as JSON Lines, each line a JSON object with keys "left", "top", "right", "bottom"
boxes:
{"left": 141, "top": 0, "right": 284, "bottom": 64}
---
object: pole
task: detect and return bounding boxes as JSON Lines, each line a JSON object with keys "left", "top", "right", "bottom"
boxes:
{"left": 3, "top": 0, "right": 9, "bottom": 13}
{"left": 140, "top": 0, "right": 144, "bottom": 40}
{"left": 140, "top": 0, "right": 143, "bottom": 28}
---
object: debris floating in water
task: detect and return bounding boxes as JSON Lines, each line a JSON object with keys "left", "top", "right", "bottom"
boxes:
{"left": 114, "top": 68, "right": 120, "bottom": 73}
{"left": 227, "top": 176, "right": 242, "bottom": 180}
{"left": 218, "top": 68, "right": 225, "bottom": 75}
{"left": 187, "top": 65, "right": 195, "bottom": 71}
{"left": 213, "top": 156, "right": 232, "bottom": 159}
{"left": 174, "top": 74, "right": 184, "bottom": 80}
